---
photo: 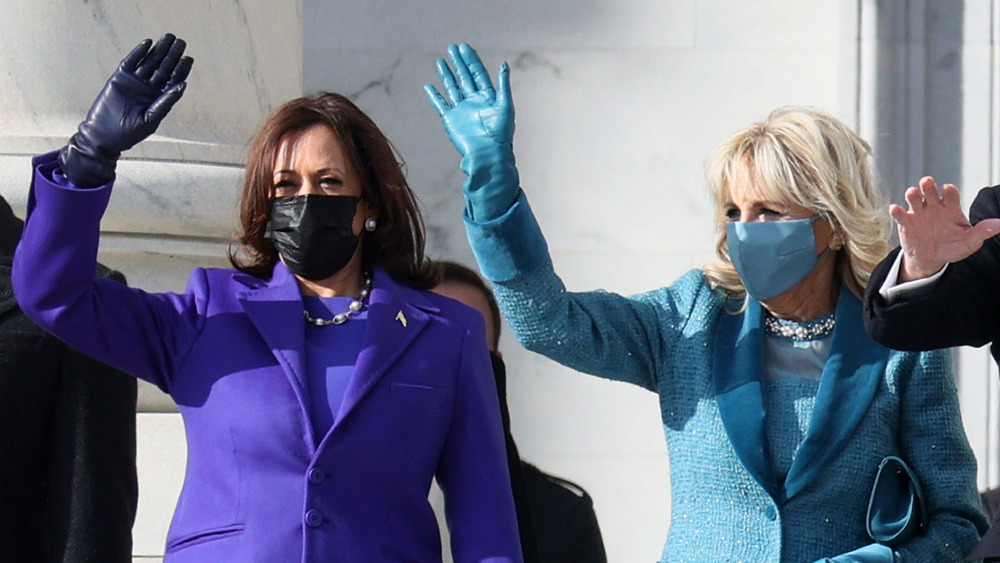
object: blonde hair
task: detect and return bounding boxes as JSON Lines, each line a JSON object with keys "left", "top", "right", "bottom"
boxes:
{"left": 701, "top": 106, "right": 889, "bottom": 301}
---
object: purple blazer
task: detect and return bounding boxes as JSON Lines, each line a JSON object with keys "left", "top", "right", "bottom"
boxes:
{"left": 13, "top": 152, "right": 522, "bottom": 562}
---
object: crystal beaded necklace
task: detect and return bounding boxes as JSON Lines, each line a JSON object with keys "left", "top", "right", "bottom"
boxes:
{"left": 763, "top": 311, "right": 835, "bottom": 341}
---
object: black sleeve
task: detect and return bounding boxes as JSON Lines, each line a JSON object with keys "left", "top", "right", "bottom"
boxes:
{"left": 523, "top": 463, "right": 607, "bottom": 563}
{"left": 47, "top": 344, "right": 138, "bottom": 562}
{"left": 0, "top": 313, "right": 64, "bottom": 561}
{"left": 563, "top": 490, "right": 607, "bottom": 563}
{"left": 0, "top": 194, "right": 137, "bottom": 561}
{"left": 47, "top": 266, "right": 138, "bottom": 562}
{"left": 864, "top": 185, "right": 1000, "bottom": 354}
{"left": 0, "top": 286, "right": 137, "bottom": 562}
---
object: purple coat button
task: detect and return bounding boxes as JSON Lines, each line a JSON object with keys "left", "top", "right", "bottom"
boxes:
{"left": 305, "top": 509, "right": 323, "bottom": 528}
{"left": 308, "top": 467, "right": 326, "bottom": 485}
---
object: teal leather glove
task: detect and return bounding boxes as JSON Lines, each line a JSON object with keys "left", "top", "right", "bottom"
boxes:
{"left": 425, "top": 43, "right": 519, "bottom": 222}
{"left": 814, "top": 543, "right": 896, "bottom": 563}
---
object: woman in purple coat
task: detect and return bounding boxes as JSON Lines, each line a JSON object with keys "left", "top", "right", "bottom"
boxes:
{"left": 12, "top": 34, "right": 521, "bottom": 562}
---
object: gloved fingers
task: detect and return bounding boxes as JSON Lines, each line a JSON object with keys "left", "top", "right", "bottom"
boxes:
{"left": 446, "top": 43, "right": 477, "bottom": 98}
{"left": 496, "top": 61, "right": 512, "bottom": 109}
{"left": 167, "top": 56, "right": 195, "bottom": 88}
{"left": 423, "top": 84, "right": 450, "bottom": 117}
{"left": 436, "top": 58, "right": 463, "bottom": 107}
{"left": 149, "top": 37, "right": 188, "bottom": 89}
{"left": 145, "top": 82, "right": 187, "bottom": 126}
{"left": 135, "top": 33, "right": 177, "bottom": 81}
{"left": 459, "top": 43, "right": 495, "bottom": 96}
{"left": 119, "top": 38, "right": 154, "bottom": 73}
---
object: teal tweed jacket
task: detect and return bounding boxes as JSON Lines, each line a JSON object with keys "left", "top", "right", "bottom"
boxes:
{"left": 466, "top": 192, "right": 987, "bottom": 563}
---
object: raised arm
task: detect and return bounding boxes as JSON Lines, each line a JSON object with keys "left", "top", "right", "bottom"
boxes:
{"left": 425, "top": 44, "right": 698, "bottom": 392}
{"left": 13, "top": 35, "right": 199, "bottom": 388}
{"left": 865, "top": 182, "right": 1000, "bottom": 353}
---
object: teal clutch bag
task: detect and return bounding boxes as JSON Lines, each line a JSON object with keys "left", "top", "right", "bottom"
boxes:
{"left": 866, "top": 456, "right": 926, "bottom": 548}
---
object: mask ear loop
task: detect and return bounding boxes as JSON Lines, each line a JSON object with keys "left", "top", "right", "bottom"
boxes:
{"left": 813, "top": 212, "right": 842, "bottom": 256}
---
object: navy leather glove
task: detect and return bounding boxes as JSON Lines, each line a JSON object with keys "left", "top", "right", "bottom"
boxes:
{"left": 59, "top": 34, "right": 193, "bottom": 188}
{"left": 425, "top": 43, "right": 519, "bottom": 222}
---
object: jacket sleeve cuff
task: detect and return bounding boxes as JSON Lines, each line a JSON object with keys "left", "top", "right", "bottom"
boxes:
{"left": 27, "top": 151, "right": 112, "bottom": 220}
{"left": 33, "top": 150, "right": 113, "bottom": 191}
{"left": 878, "top": 250, "right": 948, "bottom": 303}
{"left": 463, "top": 190, "right": 549, "bottom": 282}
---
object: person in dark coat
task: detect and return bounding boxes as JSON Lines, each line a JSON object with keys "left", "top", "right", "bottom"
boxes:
{"left": 0, "top": 193, "right": 137, "bottom": 562}
{"left": 432, "top": 260, "right": 607, "bottom": 563}
{"left": 862, "top": 175, "right": 1000, "bottom": 561}
{"left": 520, "top": 463, "right": 606, "bottom": 562}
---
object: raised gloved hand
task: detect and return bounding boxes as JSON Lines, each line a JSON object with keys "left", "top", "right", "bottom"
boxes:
{"left": 59, "top": 33, "right": 194, "bottom": 188}
{"left": 425, "top": 43, "right": 519, "bottom": 222}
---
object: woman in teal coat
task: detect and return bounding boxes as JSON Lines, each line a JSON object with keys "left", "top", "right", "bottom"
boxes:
{"left": 425, "top": 43, "right": 987, "bottom": 562}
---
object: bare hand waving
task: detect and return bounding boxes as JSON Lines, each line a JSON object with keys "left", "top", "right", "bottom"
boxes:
{"left": 891, "top": 176, "right": 1000, "bottom": 281}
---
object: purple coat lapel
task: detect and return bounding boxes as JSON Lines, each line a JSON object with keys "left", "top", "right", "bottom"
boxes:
{"left": 237, "top": 263, "right": 314, "bottom": 446}
{"left": 237, "top": 264, "right": 435, "bottom": 450}
{"left": 334, "top": 269, "right": 431, "bottom": 431}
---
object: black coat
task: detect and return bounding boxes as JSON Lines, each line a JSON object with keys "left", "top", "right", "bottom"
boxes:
{"left": 490, "top": 353, "right": 607, "bottom": 563}
{"left": 0, "top": 196, "right": 137, "bottom": 563}
{"left": 522, "top": 462, "right": 607, "bottom": 563}
{"left": 863, "top": 185, "right": 1000, "bottom": 560}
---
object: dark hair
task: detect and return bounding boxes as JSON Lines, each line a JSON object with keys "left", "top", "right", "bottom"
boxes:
{"left": 229, "top": 92, "right": 436, "bottom": 288}
{"left": 435, "top": 261, "right": 501, "bottom": 350}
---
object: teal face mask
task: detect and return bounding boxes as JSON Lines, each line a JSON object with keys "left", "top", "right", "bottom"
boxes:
{"left": 726, "top": 214, "right": 827, "bottom": 301}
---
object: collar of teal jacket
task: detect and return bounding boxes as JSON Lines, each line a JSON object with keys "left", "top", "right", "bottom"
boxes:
{"left": 713, "top": 285, "right": 888, "bottom": 503}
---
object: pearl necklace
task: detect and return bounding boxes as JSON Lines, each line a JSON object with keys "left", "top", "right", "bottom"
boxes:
{"left": 763, "top": 311, "right": 835, "bottom": 341}
{"left": 303, "top": 273, "right": 371, "bottom": 326}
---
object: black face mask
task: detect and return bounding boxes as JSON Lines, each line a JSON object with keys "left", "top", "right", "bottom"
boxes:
{"left": 264, "top": 194, "right": 361, "bottom": 281}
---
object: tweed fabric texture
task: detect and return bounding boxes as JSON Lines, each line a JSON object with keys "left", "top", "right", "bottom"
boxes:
{"left": 765, "top": 378, "right": 819, "bottom": 480}
{"left": 491, "top": 263, "right": 986, "bottom": 563}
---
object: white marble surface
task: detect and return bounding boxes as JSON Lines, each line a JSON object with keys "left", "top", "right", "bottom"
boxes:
{"left": 0, "top": 0, "right": 302, "bottom": 239}
{"left": 0, "top": 1, "right": 301, "bottom": 147}
{"left": 304, "top": 4, "right": 850, "bottom": 270}
{"left": 132, "top": 414, "right": 186, "bottom": 558}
